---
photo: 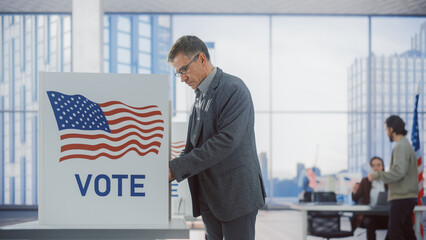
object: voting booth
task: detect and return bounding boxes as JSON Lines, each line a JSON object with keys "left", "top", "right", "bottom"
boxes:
{"left": 171, "top": 122, "right": 192, "bottom": 217}
{"left": 38, "top": 72, "right": 169, "bottom": 226}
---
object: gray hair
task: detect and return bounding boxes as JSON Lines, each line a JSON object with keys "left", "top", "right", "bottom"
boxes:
{"left": 167, "top": 35, "right": 210, "bottom": 63}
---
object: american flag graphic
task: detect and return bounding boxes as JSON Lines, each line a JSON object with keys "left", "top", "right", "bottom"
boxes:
{"left": 47, "top": 91, "right": 164, "bottom": 162}
{"left": 411, "top": 90, "right": 423, "bottom": 238}
{"left": 171, "top": 141, "right": 185, "bottom": 159}
{"left": 171, "top": 141, "right": 185, "bottom": 198}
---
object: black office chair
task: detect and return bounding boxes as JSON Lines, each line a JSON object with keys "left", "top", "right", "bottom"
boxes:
{"left": 307, "top": 192, "right": 355, "bottom": 240}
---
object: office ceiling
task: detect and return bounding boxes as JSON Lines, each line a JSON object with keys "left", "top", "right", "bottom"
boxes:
{"left": 1, "top": 0, "right": 426, "bottom": 15}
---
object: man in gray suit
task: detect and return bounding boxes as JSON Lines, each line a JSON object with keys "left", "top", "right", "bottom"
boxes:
{"left": 168, "top": 35, "right": 266, "bottom": 240}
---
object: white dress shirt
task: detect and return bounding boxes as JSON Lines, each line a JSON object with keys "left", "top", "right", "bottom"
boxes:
{"left": 370, "top": 179, "right": 385, "bottom": 205}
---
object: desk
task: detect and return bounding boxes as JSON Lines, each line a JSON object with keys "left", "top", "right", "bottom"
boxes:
{"left": 0, "top": 218, "right": 189, "bottom": 239}
{"left": 290, "top": 203, "right": 426, "bottom": 240}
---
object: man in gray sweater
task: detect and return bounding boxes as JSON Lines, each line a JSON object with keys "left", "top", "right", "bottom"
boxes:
{"left": 368, "top": 115, "right": 418, "bottom": 239}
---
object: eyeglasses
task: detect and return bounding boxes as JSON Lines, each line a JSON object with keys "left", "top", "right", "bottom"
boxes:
{"left": 175, "top": 54, "right": 199, "bottom": 77}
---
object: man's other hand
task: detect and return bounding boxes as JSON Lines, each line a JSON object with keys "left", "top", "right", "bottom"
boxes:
{"left": 169, "top": 167, "right": 175, "bottom": 182}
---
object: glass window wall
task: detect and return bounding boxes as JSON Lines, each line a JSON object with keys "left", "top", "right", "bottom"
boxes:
{"left": 1, "top": 13, "right": 425, "bottom": 204}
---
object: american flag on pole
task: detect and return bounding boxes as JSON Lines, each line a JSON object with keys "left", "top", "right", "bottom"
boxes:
{"left": 47, "top": 91, "right": 164, "bottom": 162}
{"left": 411, "top": 88, "right": 423, "bottom": 238}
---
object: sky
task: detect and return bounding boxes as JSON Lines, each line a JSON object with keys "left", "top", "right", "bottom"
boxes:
{"left": 172, "top": 15, "right": 426, "bottom": 179}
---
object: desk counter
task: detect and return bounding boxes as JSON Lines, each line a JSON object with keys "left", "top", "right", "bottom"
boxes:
{"left": 0, "top": 218, "right": 189, "bottom": 240}
{"left": 290, "top": 203, "right": 426, "bottom": 240}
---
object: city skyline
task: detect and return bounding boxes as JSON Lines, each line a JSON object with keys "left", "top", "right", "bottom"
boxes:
{"left": 0, "top": 14, "right": 425, "bottom": 204}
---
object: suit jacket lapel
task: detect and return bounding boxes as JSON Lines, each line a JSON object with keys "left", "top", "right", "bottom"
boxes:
{"left": 193, "top": 68, "right": 222, "bottom": 147}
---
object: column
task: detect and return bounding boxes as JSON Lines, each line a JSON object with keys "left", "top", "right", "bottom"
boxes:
{"left": 72, "top": 0, "right": 103, "bottom": 72}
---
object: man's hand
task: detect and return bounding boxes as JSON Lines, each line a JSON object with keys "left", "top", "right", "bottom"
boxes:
{"left": 168, "top": 167, "right": 175, "bottom": 182}
{"left": 367, "top": 173, "right": 374, "bottom": 182}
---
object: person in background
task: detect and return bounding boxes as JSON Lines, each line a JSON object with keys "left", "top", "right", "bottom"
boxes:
{"left": 352, "top": 156, "right": 388, "bottom": 240}
{"left": 298, "top": 170, "right": 313, "bottom": 202}
{"left": 368, "top": 115, "right": 418, "bottom": 239}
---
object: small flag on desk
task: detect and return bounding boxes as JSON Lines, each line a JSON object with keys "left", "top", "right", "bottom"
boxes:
{"left": 411, "top": 87, "right": 423, "bottom": 238}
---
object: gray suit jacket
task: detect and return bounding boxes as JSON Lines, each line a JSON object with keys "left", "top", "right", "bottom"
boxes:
{"left": 169, "top": 68, "right": 266, "bottom": 222}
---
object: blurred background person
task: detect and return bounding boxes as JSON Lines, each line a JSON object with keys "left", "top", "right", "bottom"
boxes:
{"left": 352, "top": 156, "right": 388, "bottom": 240}
{"left": 298, "top": 168, "right": 316, "bottom": 202}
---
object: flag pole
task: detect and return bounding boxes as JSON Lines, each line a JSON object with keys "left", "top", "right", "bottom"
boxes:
{"left": 412, "top": 81, "right": 423, "bottom": 239}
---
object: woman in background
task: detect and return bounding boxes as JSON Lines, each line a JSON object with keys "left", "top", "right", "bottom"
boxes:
{"left": 352, "top": 156, "right": 388, "bottom": 240}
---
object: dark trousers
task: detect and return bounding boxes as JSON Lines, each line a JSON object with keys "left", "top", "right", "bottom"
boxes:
{"left": 362, "top": 215, "right": 388, "bottom": 240}
{"left": 386, "top": 198, "right": 417, "bottom": 240}
{"left": 200, "top": 200, "right": 258, "bottom": 240}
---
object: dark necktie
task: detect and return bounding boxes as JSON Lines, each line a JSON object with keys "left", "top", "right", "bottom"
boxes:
{"left": 190, "top": 89, "right": 202, "bottom": 146}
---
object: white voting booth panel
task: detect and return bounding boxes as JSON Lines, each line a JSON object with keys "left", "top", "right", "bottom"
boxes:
{"left": 39, "top": 72, "right": 169, "bottom": 226}
{"left": 171, "top": 122, "right": 192, "bottom": 217}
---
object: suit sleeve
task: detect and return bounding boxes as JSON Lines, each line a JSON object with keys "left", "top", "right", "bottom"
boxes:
{"left": 169, "top": 82, "right": 253, "bottom": 182}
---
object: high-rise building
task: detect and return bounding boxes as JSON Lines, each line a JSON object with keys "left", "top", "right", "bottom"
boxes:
{"left": 0, "top": 14, "right": 172, "bottom": 205}
{"left": 348, "top": 23, "right": 426, "bottom": 174}
{"left": 296, "top": 163, "right": 305, "bottom": 181}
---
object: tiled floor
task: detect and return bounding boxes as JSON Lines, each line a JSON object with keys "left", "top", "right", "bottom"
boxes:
{"left": 186, "top": 210, "right": 393, "bottom": 240}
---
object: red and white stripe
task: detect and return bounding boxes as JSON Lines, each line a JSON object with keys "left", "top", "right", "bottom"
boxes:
{"left": 59, "top": 102, "right": 164, "bottom": 162}
{"left": 417, "top": 152, "right": 424, "bottom": 204}
{"left": 416, "top": 150, "right": 424, "bottom": 238}
{"left": 171, "top": 141, "right": 185, "bottom": 159}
